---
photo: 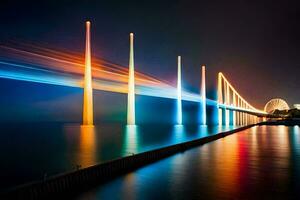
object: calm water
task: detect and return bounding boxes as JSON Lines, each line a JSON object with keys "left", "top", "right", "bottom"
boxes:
{"left": 76, "top": 125, "right": 300, "bottom": 200}
{"left": 0, "top": 122, "right": 236, "bottom": 190}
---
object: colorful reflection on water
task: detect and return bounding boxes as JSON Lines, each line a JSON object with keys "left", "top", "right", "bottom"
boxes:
{"left": 122, "top": 125, "right": 140, "bottom": 156}
{"left": 78, "top": 126, "right": 97, "bottom": 167}
{"left": 0, "top": 122, "right": 237, "bottom": 190}
{"left": 76, "top": 125, "right": 300, "bottom": 199}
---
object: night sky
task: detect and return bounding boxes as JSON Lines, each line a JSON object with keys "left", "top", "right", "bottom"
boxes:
{"left": 0, "top": 0, "right": 299, "bottom": 122}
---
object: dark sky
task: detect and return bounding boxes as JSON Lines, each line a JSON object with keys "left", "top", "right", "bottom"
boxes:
{"left": 0, "top": 0, "right": 300, "bottom": 109}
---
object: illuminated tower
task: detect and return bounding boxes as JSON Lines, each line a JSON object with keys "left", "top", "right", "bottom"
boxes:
{"left": 177, "top": 56, "right": 182, "bottom": 125}
{"left": 82, "top": 21, "right": 94, "bottom": 126}
{"left": 201, "top": 65, "right": 206, "bottom": 125}
{"left": 127, "top": 33, "right": 135, "bottom": 125}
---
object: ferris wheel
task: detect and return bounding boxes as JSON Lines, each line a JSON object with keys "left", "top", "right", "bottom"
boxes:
{"left": 264, "top": 98, "right": 290, "bottom": 114}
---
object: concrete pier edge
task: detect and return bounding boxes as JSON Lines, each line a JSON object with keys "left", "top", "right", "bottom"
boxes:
{"left": 2, "top": 124, "right": 259, "bottom": 200}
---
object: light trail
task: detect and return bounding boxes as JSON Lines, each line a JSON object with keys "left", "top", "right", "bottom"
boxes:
{"left": 0, "top": 44, "right": 167, "bottom": 87}
{"left": 0, "top": 43, "right": 263, "bottom": 115}
{"left": 0, "top": 60, "right": 213, "bottom": 104}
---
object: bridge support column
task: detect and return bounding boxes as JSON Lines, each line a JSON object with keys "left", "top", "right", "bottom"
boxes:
{"left": 249, "top": 113, "right": 251, "bottom": 124}
{"left": 127, "top": 33, "right": 136, "bottom": 125}
{"left": 239, "top": 103, "right": 242, "bottom": 125}
{"left": 82, "top": 21, "right": 94, "bottom": 126}
{"left": 177, "top": 56, "right": 182, "bottom": 125}
{"left": 209, "top": 103, "right": 219, "bottom": 125}
{"left": 233, "top": 94, "right": 236, "bottom": 125}
{"left": 217, "top": 72, "right": 223, "bottom": 126}
{"left": 225, "top": 82, "right": 230, "bottom": 126}
{"left": 236, "top": 98, "right": 240, "bottom": 126}
{"left": 222, "top": 108, "right": 226, "bottom": 125}
{"left": 229, "top": 110, "right": 234, "bottom": 125}
{"left": 241, "top": 112, "right": 243, "bottom": 125}
{"left": 218, "top": 108, "right": 223, "bottom": 125}
{"left": 248, "top": 108, "right": 250, "bottom": 124}
{"left": 242, "top": 103, "right": 246, "bottom": 125}
{"left": 200, "top": 65, "right": 206, "bottom": 125}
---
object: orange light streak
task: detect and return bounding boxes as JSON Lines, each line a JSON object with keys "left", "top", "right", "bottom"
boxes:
{"left": 0, "top": 44, "right": 170, "bottom": 89}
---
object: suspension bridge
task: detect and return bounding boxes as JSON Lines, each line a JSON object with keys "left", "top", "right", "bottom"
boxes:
{"left": 0, "top": 21, "right": 270, "bottom": 126}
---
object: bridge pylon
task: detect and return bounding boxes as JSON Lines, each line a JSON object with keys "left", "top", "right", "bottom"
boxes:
{"left": 177, "top": 56, "right": 182, "bottom": 125}
{"left": 82, "top": 21, "right": 94, "bottom": 126}
{"left": 127, "top": 33, "right": 136, "bottom": 125}
{"left": 201, "top": 65, "right": 206, "bottom": 125}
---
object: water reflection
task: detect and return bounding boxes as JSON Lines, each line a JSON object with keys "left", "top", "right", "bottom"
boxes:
{"left": 291, "top": 126, "right": 300, "bottom": 191}
{"left": 198, "top": 125, "right": 209, "bottom": 137}
{"left": 1, "top": 123, "right": 241, "bottom": 190}
{"left": 122, "top": 125, "right": 139, "bottom": 156}
{"left": 210, "top": 131, "right": 239, "bottom": 198}
{"left": 76, "top": 125, "right": 300, "bottom": 199}
{"left": 294, "top": 125, "right": 300, "bottom": 133}
{"left": 122, "top": 173, "right": 136, "bottom": 199}
{"left": 276, "top": 126, "right": 289, "bottom": 162}
{"left": 172, "top": 125, "right": 185, "bottom": 144}
{"left": 291, "top": 126, "right": 300, "bottom": 155}
{"left": 249, "top": 126, "right": 259, "bottom": 179}
{"left": 78, "top": 125, "right": 97, "bottom": 167}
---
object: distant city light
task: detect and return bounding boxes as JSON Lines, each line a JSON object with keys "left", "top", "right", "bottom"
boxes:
{"left": 294, "top": 104, "right": 300, "bottom": 109}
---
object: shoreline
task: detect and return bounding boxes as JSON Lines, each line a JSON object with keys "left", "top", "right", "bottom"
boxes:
{"left": 259, "top": 119, "right": 300, "bottom": 126}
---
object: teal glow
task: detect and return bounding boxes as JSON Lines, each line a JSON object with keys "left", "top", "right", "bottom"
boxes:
{"left": 201, "top": 66, "right": 206, "bottom": 125}
{"left": 172, "top": 125, "right": 185, "bottom": 144}
{"left": 177, "top": 98, "right": 182, "bottom": 125}
{"left": 177, "top": 56, "right": 182, "bottom": 125}
{"left": 122, "top": 125, "right": 139, "bottom": 156}
{"left": 229, "top": 110, "right": 234, "bottom": 125}
{"left": 0, "top": 61, "right": 218, "bottom": 105}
